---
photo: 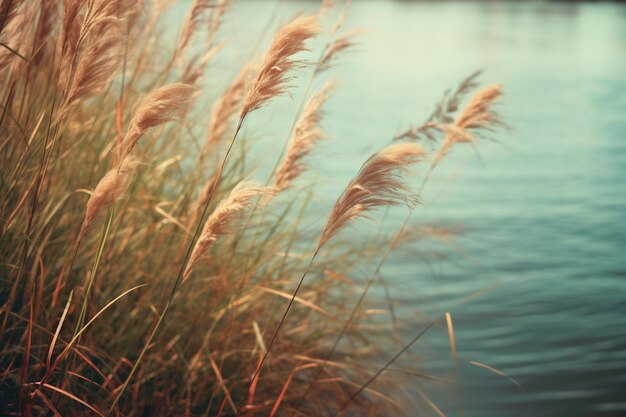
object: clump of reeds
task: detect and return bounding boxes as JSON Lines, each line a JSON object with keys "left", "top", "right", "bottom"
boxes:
{"left": 0, "top": 1, "right": 507, "bottom": 416}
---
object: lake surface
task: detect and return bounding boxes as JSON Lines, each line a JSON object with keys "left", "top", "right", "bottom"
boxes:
{"left": 177, "top": 1, "right": 626, "bottom": 415}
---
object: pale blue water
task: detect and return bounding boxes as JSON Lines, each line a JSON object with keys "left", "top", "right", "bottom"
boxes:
{"left": 177, "top": 1, "right": 626, "bottom": 415}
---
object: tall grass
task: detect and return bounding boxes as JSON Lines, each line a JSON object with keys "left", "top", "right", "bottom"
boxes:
{"left": 0, "top": 1, "right": 504, "bottom": 416}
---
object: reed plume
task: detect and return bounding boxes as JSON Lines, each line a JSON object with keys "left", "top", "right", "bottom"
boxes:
{"left": 79, "top": 156, "right": 138, "bottom": 237}
{"left": 0, "top": 0, "right": 32, "bottom": 73}
{"left": 241, "top": 15, "right": 320, "bottom": 118}
{"left": 431, "top": 83, "right": 502, "bottom": 168}
{"left": 184, "top": 182, "right": 273, "bottom": 281}
{"left": 202, "top": 64, "right": 251, "bottom": 157}
{"left": 317, "top": 29, "right": 361, "bottom": 74}
{"left": 32, "top": 0, "right": 56, "bottom": 64}
{"left": 59, "top": 0, "right": 137, "bottom": 113}
{"left": 64, "top": 34, "right": 122, "bottom": 110}
{"left": 446, "top": 69, "right": 483, "bottom": 115}
{"left": 59, "top": 0, "right": 82, "bottom": 57}
{"left": 394, "top": 70, "right": 482, "bottom": 142}
{"left": 85, "top": 0, "right": 124, "bottom": 34}
{"left": 191, "top": 170, "right": 219, "bottom": 218}
{"left": 178, "top": 0, "right": 212, "bottom": 54}
{"left": 274, "top": 80, "right": 335, "bottom": 192}
{"left": 207, "top": 0, "right": 230, "bottom": 42}
{"left": 0, "top": 0, "right": 23, "bottom": 34}
{"left": 318, "top": 143, "right": 425, "bottom": 250}
{"left": 80, "top": 83, "right": 195, "bottom": 235}
{"left": 114, "top": 83, "right": 197, "bottom": 165}
{"left": 180, "top": 45, "right": 221, "bottom": 86}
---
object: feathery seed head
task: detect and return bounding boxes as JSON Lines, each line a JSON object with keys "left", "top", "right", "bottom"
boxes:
{"left": 184, "top": 182, "right": 275, "bottom": 281}
{"left": 114, "top": 83, "right": 198, "bottom": 165}
{"left": 80, "top": 156, "right": 139, "bottom": 237}
{"left": 241, "top": 15, "right": 320, "bottom": 118}
{"left": 203, "top": 64, "right": 252, "bottom": 155}
{"left": 274, "top": 80, "right": 336, "bottom": 192}
{"left": 317, "top": 29, "right": 362, "bottom": 73}
{"left": 432, "top": 83, "right": 503, "bottom": 168}
{"left": 318, "top": 143, "right": 425, "bottom": 250}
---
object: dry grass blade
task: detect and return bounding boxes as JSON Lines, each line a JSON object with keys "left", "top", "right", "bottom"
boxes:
{"left": 269, "top": 363, "right": 317, "bottom": 417}
{"left": 46, "top": 284, "right": 149, "bottom": 374}
{"left": 447, "top": 69, "right": 483, "bottom": 114}
{"left": 470, "top": 361, "right": 527, "bottom": 394}
{"left": 208, "top": 354, "right": 237, "bottom": 414}
{"left": 415, "top": 388, "right": 447, "bottom": 417}
{"left": 445, "top": 312, "right": 458, "bottom": 372}
{"left": 318, "top": 143, "right": 425, "bottom": 250}
{"left": 241, "top": 15, "right": 320, "bottom": 117}
{"left": 35, "top": 383, "right": 105, "bottom": 416}
{"left": 33, "top": 390, "right": 63, "bottom": 416}
{"left": 274, "top": 80, "right": 335, "bottom": 192}
{"left": 184, "top": 182, "right": 274, "bottom": 281}
{"left": 257, "top": 286, "right": 333, "bottom": 318}
{"left": 46, "top": 291, "right": 73, "bottom": 370}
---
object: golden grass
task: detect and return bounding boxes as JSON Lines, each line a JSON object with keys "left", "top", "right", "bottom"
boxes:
{"left": 0, "top": 1, "right": 505, "bottom": 416}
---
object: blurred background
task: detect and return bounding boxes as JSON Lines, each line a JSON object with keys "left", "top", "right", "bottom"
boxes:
{"left": 174, "top": 1, "right": 626, "bottom": 416}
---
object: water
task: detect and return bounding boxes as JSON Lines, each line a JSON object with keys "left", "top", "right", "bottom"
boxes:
{"left": 347, "top": 4, "right": 626, "bottom": 417}
{"left": 179, "top": 1, "right": 626, "bottom": 415}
